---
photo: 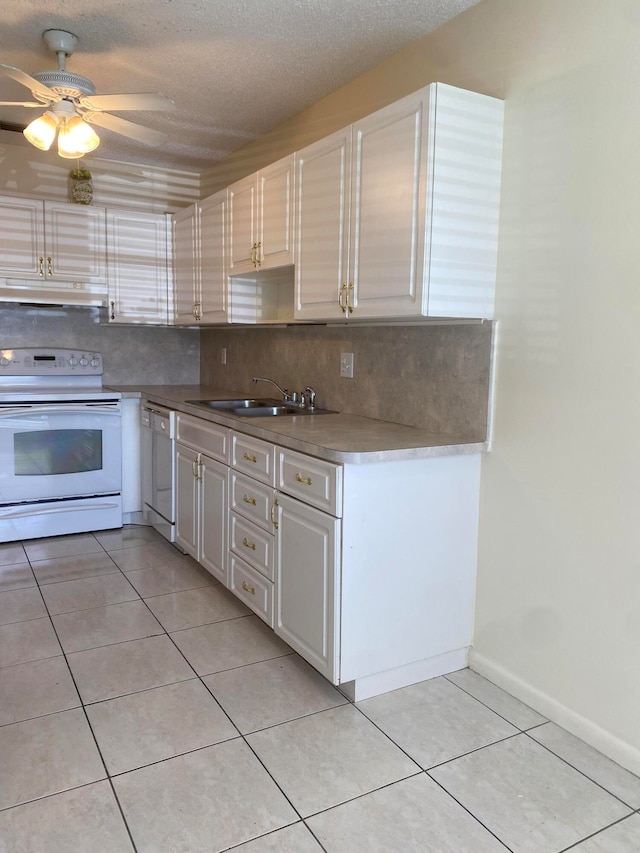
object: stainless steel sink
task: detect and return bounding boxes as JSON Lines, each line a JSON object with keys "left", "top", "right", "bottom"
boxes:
{"left": 185, "top": 398, "right": 335, "bottom": 417}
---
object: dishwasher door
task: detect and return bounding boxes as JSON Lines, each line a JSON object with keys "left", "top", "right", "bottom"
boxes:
{"left": 141, "top": 404, "right": 176, "bottom": 542}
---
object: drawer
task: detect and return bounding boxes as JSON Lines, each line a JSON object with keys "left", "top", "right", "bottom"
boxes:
{"left": 230, "top": 471, "right": 275, "bottom": 532}
{"left": 229, "top": 511, "right": 274, "bottom": 581}
{"left": 176, "top": 413, "right": 229, "bottom": 463}
{"left": 229, "top": 553, "right": 273, "bottom": 628}
{"left": 276, "top": 447, "right": 342, "bottom": 516}
{"left": 231, "top": 432, "right": 276, "bottom": 485}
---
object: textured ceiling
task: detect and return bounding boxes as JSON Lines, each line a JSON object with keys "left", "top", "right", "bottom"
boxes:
{"left": 0, "top": 0, "right": 480, "bottom": 173}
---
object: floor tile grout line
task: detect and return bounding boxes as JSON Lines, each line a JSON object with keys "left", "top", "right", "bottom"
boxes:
{"left": 220, "top": 819, "right": 329, "bottom": 853}
{"left": 27, "top": 565, "right": 140, "bottom": 853}
{"left": 522, "top": 728, "right": 640, "bottom": 811}
{"left": 164, "top": 610, "right": 255, "bottom": 634}
{"left": 557, "top": 811, "right": 640, "bottom": 852}
{"left": 351, "top": 694, "right": 523, "bottom": 776}
{"left": 131, "top": 586, "right": 313, "bottom": 837}
{"left": 442, "top": 672, "right": 545, "bottom": 732}
{"left": 422, "top": 729, "right": 525, "bottom": 773}
{"left": 426, "top": 771, "right": 515, "bottom": 852}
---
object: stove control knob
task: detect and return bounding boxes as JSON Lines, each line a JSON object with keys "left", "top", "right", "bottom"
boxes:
{"left": 0, "top": 357, "right": 9, "bottom": 366}
{"left": 90, "top": 357, "right": 100, "bottom": 368}
{"left": 69, "top": 357, "right": 78, "bottom": 367}
{"left": 79, "top": 357, "right": 89, "bottom": 367}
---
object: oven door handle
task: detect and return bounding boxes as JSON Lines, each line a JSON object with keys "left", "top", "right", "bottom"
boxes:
{"left": 0, "top": 404, "right": 121, "bottom": 417}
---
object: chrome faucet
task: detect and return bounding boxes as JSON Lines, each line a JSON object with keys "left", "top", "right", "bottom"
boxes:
{"left": 252, "top": 376, "right": 292, "bottom": 402}
{"left": 253, "top": 377, "right": 318, "bottom": 409}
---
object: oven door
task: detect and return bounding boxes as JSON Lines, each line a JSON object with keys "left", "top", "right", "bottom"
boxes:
{"left": 0, "top": 401, "right": 122, "bottom": 505}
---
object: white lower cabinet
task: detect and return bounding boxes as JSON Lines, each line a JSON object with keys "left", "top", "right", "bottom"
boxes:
{"left": 275, "top": 492, "right": 340, "bottom": 681}
{"left": 274, "top": 447, "right": 482, "bottom": 700}
{"left": 227, "top": 432, "right": 277, "bottom": 625}
{"left": 172, "top": 411, "right": 481, "bottom": 700}
{"left": 175, "top": 414, "right": 229, "bottom": 585}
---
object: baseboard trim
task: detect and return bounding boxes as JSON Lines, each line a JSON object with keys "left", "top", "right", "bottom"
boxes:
{"left": 469, "top": 650, "right": 640, "bottom": 777}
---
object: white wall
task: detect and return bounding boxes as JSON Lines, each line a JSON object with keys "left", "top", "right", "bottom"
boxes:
{"left": 467, "top": 0, "right": 640, "bottom": 773}
{"left": 201, "top": 0, "right": 640, "bottom": 772}
{"left": 0, "top": 132, "right": 199, "bottom": 212}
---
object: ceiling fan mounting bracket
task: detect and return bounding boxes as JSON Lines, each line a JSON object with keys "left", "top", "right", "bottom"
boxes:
{"left": 42, "top": 30, "right": 79, "bottom": 59}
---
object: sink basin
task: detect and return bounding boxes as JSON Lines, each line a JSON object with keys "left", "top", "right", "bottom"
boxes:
{"left": 185, "top": 398, "right": 335, "bottom": 417}
{"left": 187, "top": 398, "right": 281, "bottom": 410}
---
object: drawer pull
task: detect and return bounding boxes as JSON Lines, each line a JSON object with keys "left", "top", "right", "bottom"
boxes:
{"left": 243, "top": 452, "right": 257, "bottom": 463}
{"left": 242, "top": 537, "right": 256, "bottom": 551}
{"left": 243, "top": 495, "right": 257, "bottom": 506}
{"left": 295, "top": 472, "right": 313, "bottom": 486}
{"left": 242, "top": 580, "right": 256, "bottom": 595}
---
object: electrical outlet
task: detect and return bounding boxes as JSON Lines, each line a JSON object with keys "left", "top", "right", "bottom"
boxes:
{"left": 221, "top": 347, "right": 227, "bottom": 365}
{"left": 340, "top": 352, "right": 354, "bottom": 378}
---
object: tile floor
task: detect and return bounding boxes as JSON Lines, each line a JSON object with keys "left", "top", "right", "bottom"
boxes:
{"left": 1, "top": 526, "right": 639, "bottom": 852}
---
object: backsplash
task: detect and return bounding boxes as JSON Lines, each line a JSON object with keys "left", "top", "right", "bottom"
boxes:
{"left": 0, "top": 303, "right": 200, "bottom": 385}
{"left": 200, "top": 322, "right": 493, "bottom": 440}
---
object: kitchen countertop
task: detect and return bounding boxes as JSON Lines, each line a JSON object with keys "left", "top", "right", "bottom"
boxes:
{"left": 111, "top": 384, "right": 487, "bottom": 463}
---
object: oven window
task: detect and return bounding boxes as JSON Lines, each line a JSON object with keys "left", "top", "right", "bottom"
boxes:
{"left": 14, "top": 429, "right": 103, "bottom": 476}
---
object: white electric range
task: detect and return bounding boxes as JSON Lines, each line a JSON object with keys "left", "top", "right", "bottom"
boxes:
{"left": 0, "top": 347, "right": 123, "bottom": 542}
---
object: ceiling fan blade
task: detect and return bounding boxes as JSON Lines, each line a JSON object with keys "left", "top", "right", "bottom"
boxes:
{"left": 0, "top": 101, "right": 44, "bottom": 107}
{"left": 0, "top": 63, "right": 56, "bottom": 102}
{"left": 84, "top": 111, "right": 167, "bottom": 146}
{"left": 79, "top": 93, "right": 175, "bottom": 112}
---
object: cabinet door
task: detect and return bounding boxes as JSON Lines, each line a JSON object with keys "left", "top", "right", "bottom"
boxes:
{"left": 349, "top": 89, "right": 430, "bottom": 318}
{"left": 175, "top": 442, "right": 199, "bottom": 559}
{"left": 172, "top": 204, "right": 198, "bottom": 324}
{"left": 106, "top": 210, "right": 169, "bottom": 324}
{"left": 199, "top": 454, "right": 228, "bottom": 585}
{"left": 199, "top": 190, "right": 229, "bottom": 323}
{"left": 258, "top": 155, "right": 294, "bottom": 270}
{"left": 294, "top": 127, "right": 351, "bottom": 321}
{"left": 0, "top": 195, "right": 44, "bottom": 278}
{"left": 44, "top": 202, "right": 106, "bottom": 284}
{"left": 275, "top": 493, "right": 341, "bottom": 683}
{"left": 227, "top": 174, "right": 257, "bottom": 275}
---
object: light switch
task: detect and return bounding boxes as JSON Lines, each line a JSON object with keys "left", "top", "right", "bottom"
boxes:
{"left": 340, "top": 352, "right": 354, "bottom": 378}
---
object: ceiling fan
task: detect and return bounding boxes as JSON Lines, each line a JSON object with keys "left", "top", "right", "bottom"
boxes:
{"left": 0, "top": 29, "right": 174, "bottom": 158}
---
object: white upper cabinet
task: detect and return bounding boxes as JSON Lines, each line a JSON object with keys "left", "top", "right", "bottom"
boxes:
{"left": 228, "top": 154, "right": 295, "bottom": 276}
{"left": 294, "top": 83, "right": 503, "bottom": 321}
{"left": 0, "top": 195, "right": 106, "bottom": 285}
{"left": 294, "top": 128, "right": 351, "bottom": 321}
{"left": 173, "top": 189, "right": 228, "bottom": 325}
{"left": 106, "top": 209, "right": 169, "bottom": 324}
{"left": 199, "top": 190, "right": 228, "bottom": 323}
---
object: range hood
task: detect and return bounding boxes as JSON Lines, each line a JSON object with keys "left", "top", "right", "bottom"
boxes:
{"left": 0, "top": 278, "right": 107, "bottom": 308}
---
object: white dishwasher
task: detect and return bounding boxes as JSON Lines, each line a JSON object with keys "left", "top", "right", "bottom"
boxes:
{"left": 141, "top": 403, "right": 176, "bottom": 542}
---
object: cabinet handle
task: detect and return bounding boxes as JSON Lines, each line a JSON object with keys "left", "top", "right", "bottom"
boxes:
{"left": 347, "top": 282, "right": 354, "bottom": 315}
{"left": 295, "top": 472, "right": 313, "bottom": 486}
{"left": 242, "top": 580, "right": 256, "bottom": 595}
{"left": 242, "top": 537, "right": 256, "bottom": 551}
{"left": 110, "top": 301, "right": 116, "bottom": 320}
{"left": 339, "top": 283, "right": 348, "bottom": 314}
{"left": 243, "top": 495, "right": 257, "bottom": 506}
{"left": 270, "top": 498, "right": 279, "bottom": 529}
{"left": 197, "top": 460, "right": 203, "bottom": 481}
{"left": 38, "top": 256, "right": 44, "bottom": 277}
{"left": 243, "top": 452, "right": 257, "bottom": 463}
{"left": 255, "top": 241, "right": 262, "bottom": 268}
{"left": 192, "top": 460, "right": 198, "bottom": 478}
{"left": 250, "top": 243, "right": 257, "bottom": 267}
{"left": 47, "top": 256, "right": 53, "bottom": 277}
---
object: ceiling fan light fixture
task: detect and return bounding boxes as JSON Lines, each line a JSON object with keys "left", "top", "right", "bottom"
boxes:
{"left": 57, "top": 115, "right": 100, "bottom": 158}
{"left": 23, "top": 111, "right": 59, "bottom": 151}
